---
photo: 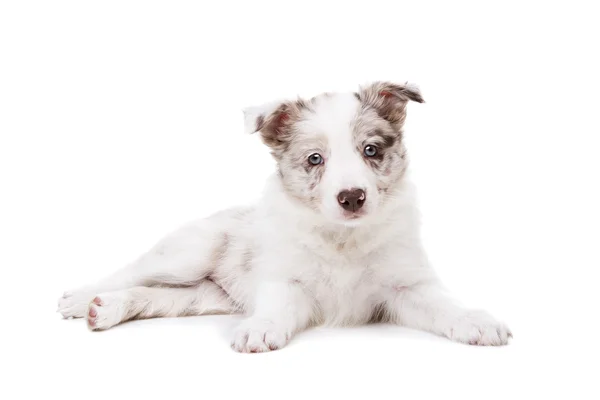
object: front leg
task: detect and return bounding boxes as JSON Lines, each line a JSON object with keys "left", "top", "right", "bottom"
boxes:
{"left": 231, "top": 280, "right": 313, "bottom": 353}
{"left": 387, "top": 283, "right": 512, "bottom": 346}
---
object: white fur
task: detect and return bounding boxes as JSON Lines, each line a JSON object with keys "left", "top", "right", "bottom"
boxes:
{"left": 298, "top": 93, "right": 383, "bottom": 223}
{"left": 58, "top": 87, "right": 511, "bottom": 352}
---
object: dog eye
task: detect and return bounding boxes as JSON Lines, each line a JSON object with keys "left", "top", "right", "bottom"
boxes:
{"left": 364, "top": 145, "right": 378, "bottom": 157}
{"left": 308, "top": 153, "right": 323, "bottom": 165}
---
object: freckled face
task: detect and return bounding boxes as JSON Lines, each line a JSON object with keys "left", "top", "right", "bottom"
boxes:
{"left": 351, "top": 106, "right": 408, "bottom": 194}
{"left": 276, "top": 93, "right": 408, "bottom": 224}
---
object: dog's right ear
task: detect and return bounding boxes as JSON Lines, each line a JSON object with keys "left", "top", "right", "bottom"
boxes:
{"left": 243, "top": 100, "right": 284, "bottom": 135}
{"left": 243, "top": 100, "right": 302, "bottom": 150}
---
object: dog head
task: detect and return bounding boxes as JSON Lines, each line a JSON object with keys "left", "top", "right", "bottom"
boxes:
{"left": 244, "top": 81, "right": 423, "bottom": 225}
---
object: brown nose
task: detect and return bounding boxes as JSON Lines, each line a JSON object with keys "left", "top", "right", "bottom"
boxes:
{"left": 337, "top": 188, "right": 366, "bottom": 212}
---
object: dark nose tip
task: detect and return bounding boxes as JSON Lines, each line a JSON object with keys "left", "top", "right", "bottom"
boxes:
{"left": 337, "top": 189, "right": 366, "bottom": 212}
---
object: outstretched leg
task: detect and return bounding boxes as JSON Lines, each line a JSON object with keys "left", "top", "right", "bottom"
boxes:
{"left": 386, "top": 282, "right": 512, "bottom": 346}
{"left": 58, "top": 210, "right": 242, "bottom": 318}
{"left": 86, "top": 280, "right": 236, "bottom": 331}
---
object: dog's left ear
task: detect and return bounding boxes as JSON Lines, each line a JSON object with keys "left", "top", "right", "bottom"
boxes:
{"left": 357, "top": 81, "right": 424, "bottom": 124}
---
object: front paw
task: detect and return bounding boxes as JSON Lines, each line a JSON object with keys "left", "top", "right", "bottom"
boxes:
{"left": 231, "top": 318, "right": 290, "bottom": 353}
{"left": 448, "top": 310, "right": 512, "bottom": 346}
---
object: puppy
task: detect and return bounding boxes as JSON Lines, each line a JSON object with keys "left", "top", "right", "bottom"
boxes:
{"left": 58, "top": 81, "right": 511, "bottom": 352}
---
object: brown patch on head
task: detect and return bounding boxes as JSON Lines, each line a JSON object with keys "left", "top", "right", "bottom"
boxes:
{"left": 352, "top": 107, "right": 404, "bottom": 172}
{"left": 352, "top": 81, "right": 423, "bottom": 194}
{"left": 364, "top": 129, "right": 397, "bottom": 161}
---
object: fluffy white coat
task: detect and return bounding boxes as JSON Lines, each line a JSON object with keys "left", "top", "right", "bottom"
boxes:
{"left": 58, "top": 82, "right": 511, "bottom": 352}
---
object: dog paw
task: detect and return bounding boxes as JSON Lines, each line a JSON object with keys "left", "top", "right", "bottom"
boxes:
{"left": 448, "top": 310, "right": 512, "bottom": 346}
{"left": 86, "top": 293, "right": 127, "bottom": 331}
{"left": 231, "top": 318, "right": 290, "bottom": 353}
{"left": 57, "top": 288, "right": 97, "bottom": 319}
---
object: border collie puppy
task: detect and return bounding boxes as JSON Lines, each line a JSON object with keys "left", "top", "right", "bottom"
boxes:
{"left": 58, "top": 82, "right": 511, "bottom": 352}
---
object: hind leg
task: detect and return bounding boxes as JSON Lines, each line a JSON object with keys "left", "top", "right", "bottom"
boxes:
{"left": 59, "top": 216, "right": 234, "bottom": 318}
{"left": 86, "top": 280, "right": 236, "bottom": 331}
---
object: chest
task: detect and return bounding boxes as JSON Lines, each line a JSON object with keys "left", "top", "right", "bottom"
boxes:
{"left": 294, "top": 250, "right": 394, "bottom": 325}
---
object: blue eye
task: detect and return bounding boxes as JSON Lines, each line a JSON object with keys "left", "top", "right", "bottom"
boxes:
{"left": 364, "top": 145, "right": 378, "bottom": 157}
{"left": 308, "top": 153, "right": 323, "bottom": 165}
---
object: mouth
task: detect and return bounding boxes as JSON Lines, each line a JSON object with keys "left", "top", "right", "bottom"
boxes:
{"left": 341, "top": 210, "right": 367, "bottom": 220}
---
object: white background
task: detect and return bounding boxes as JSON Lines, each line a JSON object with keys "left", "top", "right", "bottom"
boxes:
{"left": 1, "top": 1, "right": 599, "bottom": 399}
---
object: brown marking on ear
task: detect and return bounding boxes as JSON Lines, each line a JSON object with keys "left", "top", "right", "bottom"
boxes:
{"left": 255, "top": 114, "right": 265, "bottom": 132}
{"left": 258, "top": 100, "right": 312, "bottom": 156}
{"left": 398, "top": 86, "right": 424, "bottom": 103}
{"left": 259, "top": 104, "right": 292, "bottom": 148}
{"left": 358, "top": 81, "right": 424, "bottom": 125}
{"left": 275, "top": 111, "right": 289, "bottom": 133}
{"left": 351, "top": 85, "right": 412, "bottom": 204}
{"left": 379, "top": 86, "right": 424, "bottom": 103}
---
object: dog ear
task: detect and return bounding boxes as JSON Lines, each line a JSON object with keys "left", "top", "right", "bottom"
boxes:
{"left": 243, "top": 100, "right": 285, "bottom": 135}
{"left": 356, "top": 81, "right": 424, "bottom": 124}
{"left": 243, "top": 99, "right": 306, "bottom": 149}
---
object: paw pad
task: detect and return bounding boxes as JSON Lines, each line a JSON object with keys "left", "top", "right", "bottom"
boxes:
{"left": 87, "top": 298, "right": 104, "bottom": 329}
{"left": 87, "top": 298, "right": 103, "bottom": 329}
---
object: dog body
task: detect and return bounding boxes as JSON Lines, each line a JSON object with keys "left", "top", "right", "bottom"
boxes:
{"left": 58, "top": 82, "right": 511, "bottom": 352}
